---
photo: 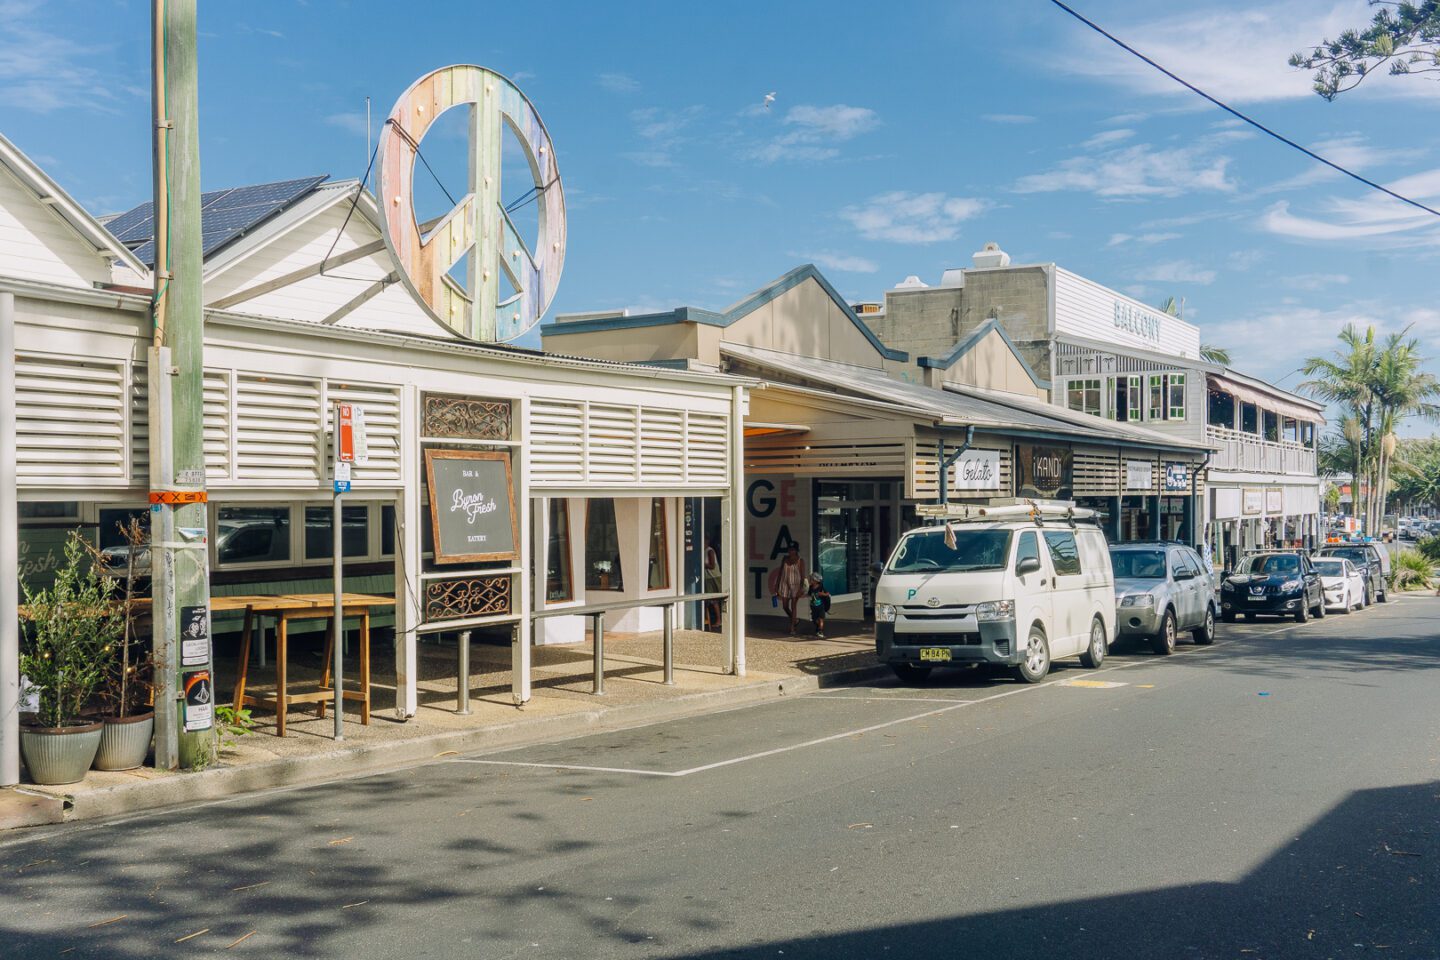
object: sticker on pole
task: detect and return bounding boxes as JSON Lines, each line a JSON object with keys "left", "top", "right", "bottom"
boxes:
{"left": 179, "top": 604, "right": 211, "bottom": 667}
{"left": 183, "top": 671, "right": 213, "bottom": 732}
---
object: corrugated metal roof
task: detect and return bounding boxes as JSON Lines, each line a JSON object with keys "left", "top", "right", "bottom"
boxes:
{"left": 721, "top": 343, "right": 1209, "bottom": 452}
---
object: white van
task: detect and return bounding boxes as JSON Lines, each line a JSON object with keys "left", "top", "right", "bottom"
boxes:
{"left": 874, "top": 503, "right": 1115, "bottom": 684}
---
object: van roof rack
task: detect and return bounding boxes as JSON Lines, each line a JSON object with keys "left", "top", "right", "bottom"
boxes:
{"left": 915, "top": 499, "right": 1096, "bottom": 526}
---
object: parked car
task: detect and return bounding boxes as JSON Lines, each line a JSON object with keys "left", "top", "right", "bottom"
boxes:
{"left": 1109, "top": 541, "right": 1216, "bottom": 654}
{"left": 875, "top": 506, "right": 1114, "bottom": 684}
{"left": 1313, "top": 543, "right": 1389, "bottom": 604}
{"left": 1311, "top": 556, "right": 1366, "bottom": 613}
{"left": 1219, "top": 551, "right": 1326, "bottom": 623}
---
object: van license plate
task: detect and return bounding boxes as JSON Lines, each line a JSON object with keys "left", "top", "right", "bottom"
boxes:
{"left": 919, "top": 648, "right": 951, "bottom": 662}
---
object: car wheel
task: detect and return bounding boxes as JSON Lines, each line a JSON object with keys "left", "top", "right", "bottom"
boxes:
{"left": 1340, "top": 588, "right": 1352, "bottom": 614}
{"left": 1192, "top": 605, "right": 1216, "bottom": 645}
{"left": 1363, "top": 583, "right": 1373, "bottom": 607}
{"left": 1294, "top": 599, "right": 1309, "bottom": 624}
{"left": 1080, "top": 616, "right": 1107, "bottom": 668}
{"left": 1013, "top": 626, "right": 1050, "bottom": 683}
{"left": 1314, "top": 592, "right": 1327, "bottom": 618}
{"left": 1151, "top": 609, "right": 1177, "bottom": 656}
{"left": 890, "top": 663, "right": 932, "bottom": 684}
{"left": 1379, "top": 585, "right": 1389, "bottom": 603}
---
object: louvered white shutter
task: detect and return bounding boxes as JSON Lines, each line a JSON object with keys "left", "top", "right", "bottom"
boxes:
{"left": 328, "top": 381, "right": 401, "bottom": 482}
{"left": 235, "top": 373, "right": 321, "bottom": 481}
{"left": 685, "top": 412, "right": 728, "bottom": 485}
{"left": 639, "top": 408, "right": 685, "bottom": 483}
{"left": 15, "top": 354, "right": 127, "bottom": 483}
{"left": 530, "top": 399, "right": 585, "bottom": 483}
{"left": 130, "top": 367, "right": 232, "bottom": 484}
{"left": 587, "top": 404, "right": 638, "bottom": 483}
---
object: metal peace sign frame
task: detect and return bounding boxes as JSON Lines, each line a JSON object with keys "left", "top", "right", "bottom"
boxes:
{"left": 376, "top": 65, "right": 567, "bottom": 343}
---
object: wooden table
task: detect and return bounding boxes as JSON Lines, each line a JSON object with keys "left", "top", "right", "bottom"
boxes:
{"left": 227, "top": 593, "right": 395, "bottom": 737}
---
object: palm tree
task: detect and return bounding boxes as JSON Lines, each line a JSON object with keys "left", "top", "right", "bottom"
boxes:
{"left": 1369, "top": 330, "right": 1440, "bottom": 522}
{"left": 1200, "top": 344, "right": 1231, "bottom": 366}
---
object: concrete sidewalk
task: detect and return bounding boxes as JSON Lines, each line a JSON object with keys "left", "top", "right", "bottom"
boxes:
{"left": 2, "top": 620, "right": 883, "bottom": 830}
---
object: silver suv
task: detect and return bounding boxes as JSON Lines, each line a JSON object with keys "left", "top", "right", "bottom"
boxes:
{"left": 1109, "top": 542, "right": 1217, "bottom": 655}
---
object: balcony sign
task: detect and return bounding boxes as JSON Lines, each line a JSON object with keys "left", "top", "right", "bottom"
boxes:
{"left": 377, "top": 65, "right": 567, "bottom": 343}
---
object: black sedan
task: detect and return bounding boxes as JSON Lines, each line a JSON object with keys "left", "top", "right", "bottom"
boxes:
{"left": 1220, "top": 552, "right": 1327, "bottom": 623}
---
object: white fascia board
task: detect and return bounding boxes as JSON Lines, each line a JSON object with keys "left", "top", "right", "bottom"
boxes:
{"left": 202, "top": 180, "right": 362, "bottom": 282}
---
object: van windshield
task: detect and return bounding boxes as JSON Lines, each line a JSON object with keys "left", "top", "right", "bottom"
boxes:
{"left": 887, "top": 529, "right": 1013, "bottom": 574}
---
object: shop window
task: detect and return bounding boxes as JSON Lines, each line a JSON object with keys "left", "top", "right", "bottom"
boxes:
{"left": 1208, "top": 390, "right": 1235, "bottom": 429}
{"left": 18, "top": 502, "right": 79, "bottom": 521}
{"left": 1241, "top": 402, "right": 1259, "bottom": 434}
{"left": 1014, "top": 531, "right": 1040, "bottom": 572}
{"left": 1041, "top": 530, "right": 1081, "bottom": 576}
{"left": 381, "top": 505, "right": 396, "bottom": 557}
{"left": 1263, "top": 411, "right": 1280, "bottom": 442}
{"left": 216, "top": 506, "right": 291, "bottom": 566}
{"left": 647, "top": 498, "right": 669, "bottom": 590}
{"left": 304, "top": 505, "right": 369, "bottom": 560}
{"left": 1114, "top": 375, "right": 1142, "bottom": 423}
{"left": 585, "top": 498, "right": 624, "bottom": 591}
{"left": 1167, "top": 374, "right": 1186, "bottom": 420}
{"left": 546, "top": 499, "right": 573, "bottom": 602}
{"left": 1067, "top": 378, "right": 1102, "bottom": 417}
{"left": 1282, "top": 418, "right": 1299, "bottom": 443}
{"left": 1148, "top": 375, "right": 1164, "bottom": 420}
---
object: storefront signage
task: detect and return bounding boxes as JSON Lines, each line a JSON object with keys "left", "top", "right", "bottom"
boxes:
{"left": 179, "top": 604, "right": 211, "bottom": 667}
{"left": 1113, "top": 300, "right": 1162, "bottom": 344}
{"left": 951, "top": 449, "right": 1001, "bottom": 491}
{"left": 377, "top": 66, "right": 566, "bottom": 343}
{"left": 1125, "top": 459, "right": 1153, "bottom": 491}
{"left": 1266, "top": 488, "right": 1284, "bottom": 513}
{"left": 1243, "top": 488, "right": 1264, "bottom": 515}
{"left": 424, "top": 450, "right": 518, "bottom": 564}
{"left": 1015, "top": 444, "right": 1073, "bottom": 499}
{"left": 1164, "top": 462, "right": 1189, "bottom": 492}
{"left": 183, "top": 671, "right": 213, "bottom": 732}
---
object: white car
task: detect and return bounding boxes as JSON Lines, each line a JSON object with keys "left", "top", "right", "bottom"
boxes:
{"left": 874, "top": 503, "right": 1115, "bottom": 684}
{"left": 1312, "top": 556, "right": 1365, "bottom": 613}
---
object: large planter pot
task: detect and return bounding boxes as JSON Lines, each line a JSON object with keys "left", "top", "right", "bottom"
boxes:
{"left": 93, "top": 711, "right": 155, "bottom": 772}
{"left": 19, "top": 721, "right": 104, "bottom": 785}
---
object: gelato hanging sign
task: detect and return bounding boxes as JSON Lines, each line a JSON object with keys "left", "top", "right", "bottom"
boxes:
{"left": 376, "top": 65, "right": 567, "bottom": 343}
{"left": 424, "top": 449, "right": 518, "bottom": 564}
{"left": 950, "top": 449, "right": 1001, "bottom": 491}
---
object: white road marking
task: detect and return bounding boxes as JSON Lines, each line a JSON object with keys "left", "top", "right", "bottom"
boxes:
{"left": 449, "top": 760, "right": 682, "bottom": 777}
{"left": 808, "top": 695, "right": 980, "bottom": 704}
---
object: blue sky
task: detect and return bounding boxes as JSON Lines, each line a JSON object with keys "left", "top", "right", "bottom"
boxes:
{"left": 4, "top": 0, "right": 1439, "bottom": 420}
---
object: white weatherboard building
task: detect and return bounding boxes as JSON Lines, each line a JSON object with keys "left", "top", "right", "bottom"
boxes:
{"left": 870, "top": 244, "right": 1325, "bottom": 570}
{"left": 0, "top": 132, "right": 749, "bottom": 781}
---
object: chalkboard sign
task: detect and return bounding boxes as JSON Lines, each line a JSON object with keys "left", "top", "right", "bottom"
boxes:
{"left": 424, "top": 450, "right": 518, "bottom": 564}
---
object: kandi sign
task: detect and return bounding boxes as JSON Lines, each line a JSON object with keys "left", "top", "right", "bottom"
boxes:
{"left": 1113, "top": 300, "right": 1162, "bottom": 344}
{"left": 1015, "top": 444, "right": 1073, "bottom": 500}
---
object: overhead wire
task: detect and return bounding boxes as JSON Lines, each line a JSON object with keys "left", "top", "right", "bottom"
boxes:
{"left": 1047, "top": 0, "right": 1440, "bottom": 220}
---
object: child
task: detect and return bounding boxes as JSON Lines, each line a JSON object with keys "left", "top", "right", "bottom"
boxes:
{"left": 806, "top": 572, "right": 831, "bottom": 639}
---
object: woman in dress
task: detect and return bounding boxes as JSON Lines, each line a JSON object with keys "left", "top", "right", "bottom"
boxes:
{"left": 767, "top": 544, "right": 807, "bottom": 635}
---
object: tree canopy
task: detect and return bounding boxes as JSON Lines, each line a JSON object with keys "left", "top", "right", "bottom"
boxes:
{"left": 1290, "top": 1, "right": 1440, "bottom": 100}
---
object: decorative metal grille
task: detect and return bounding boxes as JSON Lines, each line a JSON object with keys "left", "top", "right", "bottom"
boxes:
{"left": 424, "top": 574, "right": 512, "bottom": 622}
{"left": 421, "top": 393, "right": 511, "bottom": 441}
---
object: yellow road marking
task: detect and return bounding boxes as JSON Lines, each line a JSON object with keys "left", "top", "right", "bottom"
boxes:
{"left": 1055, "top": 679, "right": 1128, "bottom": 689}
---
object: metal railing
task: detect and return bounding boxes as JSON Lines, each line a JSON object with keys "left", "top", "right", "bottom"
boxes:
{"left": 453, "top": 592, "right": 730, "bottom": 711}
{"left": 1205, "top": 425, "right": 1316, "bottom": 476}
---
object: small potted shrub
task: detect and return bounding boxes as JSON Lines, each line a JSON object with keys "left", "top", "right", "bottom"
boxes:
{"left": 19, "top": 532, "right": 122, "bottom": 784}
{"left": 92, "top": 517, "right": 155, "bottom": 771}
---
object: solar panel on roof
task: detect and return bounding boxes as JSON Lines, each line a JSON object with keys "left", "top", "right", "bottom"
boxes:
{"left": 105, "top": 174, "right": 327, "bottom": 265}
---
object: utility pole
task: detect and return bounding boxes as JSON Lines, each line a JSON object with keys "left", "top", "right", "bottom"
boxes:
{"left": 150, "top": 0, "right": 213, "bottom": 770}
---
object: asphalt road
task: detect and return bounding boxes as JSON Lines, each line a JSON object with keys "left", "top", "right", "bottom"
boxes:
{"left": 3, "top": 596, "right": 1438, "bottom": 960}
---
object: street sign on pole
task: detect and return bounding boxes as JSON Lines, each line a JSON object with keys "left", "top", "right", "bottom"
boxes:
{"left": 330, "top": 401, "right": 364, "bottom": 741}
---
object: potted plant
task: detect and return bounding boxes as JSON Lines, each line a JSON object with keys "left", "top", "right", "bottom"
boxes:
{"left": 18, "top": 532, "right": 122, "bottom": 784}
{"left": 92, "top": 517, "right": 155, "bottom": 771}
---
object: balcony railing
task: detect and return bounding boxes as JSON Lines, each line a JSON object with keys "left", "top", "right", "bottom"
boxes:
{"left": 1206, "top": 425, "right": 1316, "bottom": 476}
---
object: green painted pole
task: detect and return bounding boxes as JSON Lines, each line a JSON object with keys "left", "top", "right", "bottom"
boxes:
{"left": 150, "top": 0, "right": 213, "bottom": 770}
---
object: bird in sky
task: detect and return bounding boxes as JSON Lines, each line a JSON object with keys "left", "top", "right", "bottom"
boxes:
{"left": 762, "top": 91, "right": 776, "bottom": 110}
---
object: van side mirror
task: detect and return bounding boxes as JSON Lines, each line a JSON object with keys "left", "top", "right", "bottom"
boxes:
{"left": 1017, "top": 556, "right": 1041, "bottom": 576}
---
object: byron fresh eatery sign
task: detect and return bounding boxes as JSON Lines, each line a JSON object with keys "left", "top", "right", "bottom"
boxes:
{"left": 424, "top": 449, "right": 518, "bottom": 563}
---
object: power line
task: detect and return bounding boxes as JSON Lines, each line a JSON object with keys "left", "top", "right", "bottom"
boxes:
{"left": 1047, "top": 0, "right": 1440, "bottom": 221}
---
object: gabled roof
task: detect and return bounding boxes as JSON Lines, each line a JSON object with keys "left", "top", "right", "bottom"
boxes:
{"left": 0, "top": 131, "right": 149, "bottom": 277}
{"left": 916, "top": 317, "right": 1050, "bottom": 389}
{"left": 541, "top": 263, "right": 909, "bottom": 362}
{"left": 722, "top": 342, "right": 1210, "bottom": 454}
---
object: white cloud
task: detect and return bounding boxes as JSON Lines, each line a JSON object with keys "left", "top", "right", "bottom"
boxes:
{"left": 1260, "top": 198, "right": 1440, "bottom": 243}
{"left": 747, "top": 103, "right": 879, "bottom": 163}
{"left": 1083, "top": 129, "right": 1135, "bottom": 150}
{"left": 1014, "top": 142, "right": 1235, "bottom": 198}
{"left": 1053, "top": 2, "right": 1437, "bottom": 105}
{"left": 597, "top": 72, "right": 640, "bottom": 93}
{"left": 1107, "top": 231, "right": 1181, "bottom": 247}
{"left": 839, "top": 192, "right": 986, "bottom": 244}
{"left": 981, "top": 113, "right": 1036, "bottom": 124}
{"left": 1261, "top": 134, "right": 1424, "bottom": 193}
{"left": 0, "top": 1, "right": 124, "bottom": 113}
{"left": 1134, "top": 260, "right": 1217, "bottom": 285}
{"left": 622, "top": 106, "right": 703, "bottom": 168}
{"left": 1281, "top": 272, "right": 1351, "bottom": 290}
{"left": 795, "top": 250, "right": 879, "bottom": 274}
